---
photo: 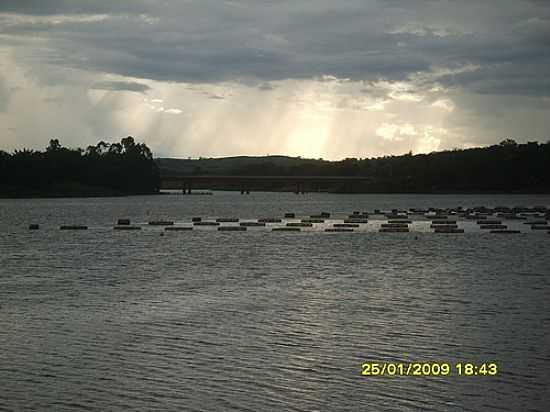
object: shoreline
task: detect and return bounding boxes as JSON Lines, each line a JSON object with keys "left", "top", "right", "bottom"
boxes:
{"left": 2, "top": 189, "right": 550, "bottom": 200}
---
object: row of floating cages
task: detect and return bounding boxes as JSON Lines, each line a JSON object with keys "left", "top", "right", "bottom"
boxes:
{"left": 26, "top": 223, "right": 550, "bottom": 234}
{"left": 25, "top": 205, "right": 549, "bottom": 233}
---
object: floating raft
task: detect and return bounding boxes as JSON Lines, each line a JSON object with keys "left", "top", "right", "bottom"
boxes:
{"left": 301, "top": 219, "right": 324, "bottom": 223}
{"left": 388, "top": 220, "right": 412, "bottom": 224}
{"left": 381, "top": 223, "right": 409, "bottom": 228}
{"left": 287, "top": 222, "right": 312, "bottom": 227}
{"left": 344, "top": 218, "right": 368, "bottom": 224}
{"left": 192, "top": 217, "right": 202, "bottom": 222}
{"left": 432, "top": 219, "right": 457, "bottom": 224}
{"left": 193, "top": 221, "right": 220, "bottom": 226}
{"left": 272, "top": 227, "right": 301, "bottom": 232}
{"left": 28, "top": 224, "right": 39, "bottom": 230}
{"left": 284, "top": 213, "right": 295, "bottom": 218}
{"left": 218, "top": 226, "right": 246, "bottom": 231}
{"left": 114, "top": 226, "right": 141, "bottom": 231}
{"left": 334, "top": 223, "right": 359, "bottom": 228}
{"left": 530, "top": 225, "right": 549, "bottom": 230}
{"left": 216, "top": 218, "right": 239, "bottom": 223}
{"left": 259, "top": 218, "right": 282, "bottom": 223}
{"left": 325, "top": 228, "right": 354, "bottom": 232}
{"left": 165, "top": 227, "right": 193, "bottom": 231}
{"left": 491, "top": 230, "right": 521, "bottom": 234}
{"left": 480, "top": 224, "right": 507, "bottom": 230}
{"left": 60, "top": 225, "right": 88, "bottom": 230}
{"left": 148, "top": 221, "right": 174, "bottom": 226}
{"left": 117, "top": 219, "right": 130, "bottom": 225}
{"left": 240, "top": 222, "right": 266, "bottom": 227}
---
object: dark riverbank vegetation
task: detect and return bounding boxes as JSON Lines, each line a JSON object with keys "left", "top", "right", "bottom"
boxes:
{"left": 2, "top": 138, "right": 549, "bottom": 197}
{"left": 158, "top": 139, "right": 550, "bottom": 193}
{"left": 0, "top": 137, "right": 160, "bottom": 198}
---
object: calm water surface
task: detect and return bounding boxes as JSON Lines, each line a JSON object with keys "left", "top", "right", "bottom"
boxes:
{"left": 1, "top": 192, "right": 549, "bottom": 411}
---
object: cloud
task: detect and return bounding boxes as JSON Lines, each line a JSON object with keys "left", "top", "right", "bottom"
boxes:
{"left": 164, "top": 108, "right": 182, "bottom": 114}
{"left": 0, "top": 0, "right": 547, "bottom": 95}
{"left": 0, "top": 0, "right": 549, "bottom": 158}
{"left": 431, "top": 99, "right": 455, "bottom": 112}
{"left": 376, "top": 123, "right": 418, "bottom": 142}
{"left": 90, "top": 81, "right": 151, "bottom": 93}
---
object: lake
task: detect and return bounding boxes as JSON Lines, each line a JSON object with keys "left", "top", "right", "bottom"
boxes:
{"left": 1, "top": 192, "right": 549, "bottom": 411}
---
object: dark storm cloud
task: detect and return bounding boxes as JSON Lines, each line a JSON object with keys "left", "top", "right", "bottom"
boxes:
{"left": 0, "top": 0, "right": 150, "bottom": 15}
{"left": 1, "top": 0, "right": 550, "bottom": 97}
{"left": 90, "top": 81, "right": 150, "bottom": 93}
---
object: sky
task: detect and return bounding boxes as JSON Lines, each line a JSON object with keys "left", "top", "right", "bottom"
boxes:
{"left": 0, "top": 0, "right": 549, "bottom": 159}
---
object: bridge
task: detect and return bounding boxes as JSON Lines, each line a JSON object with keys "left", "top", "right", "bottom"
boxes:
{"left": 161, "top": 175, "right": 373, "bottom": 194}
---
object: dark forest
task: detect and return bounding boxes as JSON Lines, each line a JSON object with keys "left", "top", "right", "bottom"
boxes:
{"left": 2, "top": 138, "right": 549, "bottom": 196}
{"left": 0, "top": 137, "right": 160, "bottom": 197}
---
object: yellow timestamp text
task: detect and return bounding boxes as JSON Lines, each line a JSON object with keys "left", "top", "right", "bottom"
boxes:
{"left": 361, "top": 362, "right": 498, "bottom": 377}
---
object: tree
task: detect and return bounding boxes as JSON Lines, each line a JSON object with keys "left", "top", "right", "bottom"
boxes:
{"left": 499, "top": 139, "right": 517, "bottom": 147}
{"left": 47, "top": 139, "right": 61, "bottom": 152}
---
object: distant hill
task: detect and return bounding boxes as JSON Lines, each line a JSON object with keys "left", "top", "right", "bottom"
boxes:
{"left": 156, "top": 155, "right": 326, "bottom": 176}
{"left": 156, "top": 140, "right": 550, "bottom": 193}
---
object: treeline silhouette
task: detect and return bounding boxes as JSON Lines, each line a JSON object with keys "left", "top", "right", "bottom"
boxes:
{"left": 164, "top": 139, "right": 549, "bottom": 193}
{"left": 0, "top": 137, "right": 160, "bottom": 197}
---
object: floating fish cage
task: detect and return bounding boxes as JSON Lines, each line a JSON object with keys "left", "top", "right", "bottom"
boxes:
{"left": 148, "top": 221, "right": 174, "bottom": 226}
{"left": 193, "top": 221, "right": 220, "bottom": 226}
{"left": 272, "top": 227, "right": 301, "bottom": 232}
{"left": 287, "top": 222, "right": 312, "bottom": 227}
{"left": 480, "top": 224, "right": 507, "bottom": 230}
{"left": 60, "top": 225, "right": 88, "bottom": 230}
{"left": 165, "top": 227, "right": 193, "bottom": 231}
{"left": 325, "top": 228, "right": 354, "bottom": 232}
{"left": 344, "top": 218, "right": 368, "bottom": 224}
{"left": 240, "top": 222, "right": 266, "bottom": 227}
{"left": 218, "top": 226, "right": 246, "bottom": 231}
{"left": 381, "top": 223, "right": 409, "bottom": 228}
{"left": 216, "top": 218, "right": 239, "bottom": 223}
{"left": 117, "top": 219, "right": 130, "bottom": 225}
{"left": 114, "top": 226, "right": 141, "bottom": 231}
{"left": 386, "top": 214, "right": 408, "bottom": 220}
